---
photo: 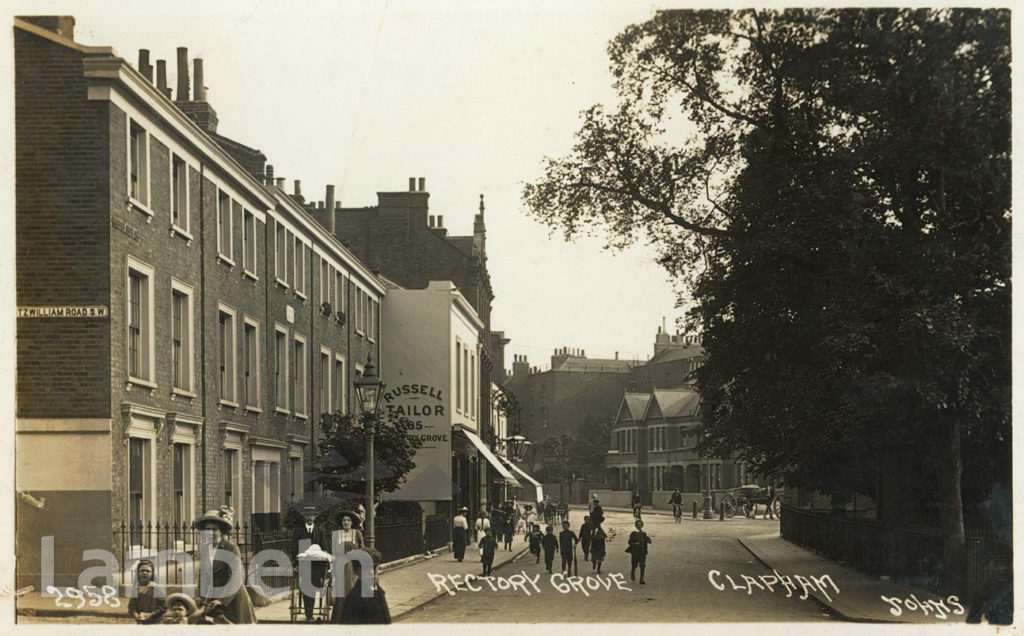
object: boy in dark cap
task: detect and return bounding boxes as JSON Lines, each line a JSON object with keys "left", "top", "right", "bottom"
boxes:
{"left": 558, "top": 520, "right": 579, "bottom": 575}
{"left": 479, "top": 528, "right": 498, "bottom": 577}
{"left": 541, "top": 525, "right": 558, "bottom": 574}
{"left": 528, "top": 523, "right": 543, "bottom": 563}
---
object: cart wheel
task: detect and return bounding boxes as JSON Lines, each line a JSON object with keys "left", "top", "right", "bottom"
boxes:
{"left": 722, "top": 493, "right": 738, "bottom": 518}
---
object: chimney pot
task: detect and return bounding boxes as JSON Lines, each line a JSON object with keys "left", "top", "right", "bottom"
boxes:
{"left": 409, "top": 178, "right": 416, "bottom": 191}
{"left": 193, "top": 58, "right": 207, "bottom": 101}
{"left": 335, "top": 201, "right": 341, "bottom": 210}
{"left": 326, "top": 185, "right": 336, "bottom": 233}
{"left": 176, "top": 47, "right": 190, "bottom": 102}
{"left": 265, "top": 165, "right": 275, "bottom": 186}
{"left": 156, "top": 60, "right": 170, "bottom": 97}
{"left": 138, "top": 50, "right": 152, "bottom": 81}
{"left": 437, "top": 215, "right": 443, "bottom": 227}
{"left": 418, "top": 177, "right": 426, "bottom": 191}
{"left": 294, "top": 180, "right": 302, "bottom": 197}
{"left": 428, "top": 215, "right": 435, "bottom": 227}
{"left": 275, "top": 177, "right": 285, "bottom": 188}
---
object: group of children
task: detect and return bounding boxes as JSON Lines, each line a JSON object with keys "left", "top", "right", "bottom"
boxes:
{"left": 523, "top": 516, "right": 610, "bottom": 575}
{"left": 128, "top": 560, "right": 228, "bottom": 625}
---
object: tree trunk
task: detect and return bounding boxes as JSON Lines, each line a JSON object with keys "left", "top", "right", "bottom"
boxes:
{"left": 937, "top": 415, "right": 966, "bottom": 588}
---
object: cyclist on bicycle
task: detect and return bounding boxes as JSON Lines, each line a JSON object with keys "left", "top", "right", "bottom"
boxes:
{"left": 630, "top": 490, "right": 642, "bottom": 521}
{"left": 668, "top": 489, "right": 683, "bottom": 522}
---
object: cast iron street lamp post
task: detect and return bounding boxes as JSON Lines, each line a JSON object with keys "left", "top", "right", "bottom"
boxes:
{"left": 702, "top": 455, "right": 715, "bottom": 519}
{"left": 354, "top": 354, "right": 384, "bottom": 548}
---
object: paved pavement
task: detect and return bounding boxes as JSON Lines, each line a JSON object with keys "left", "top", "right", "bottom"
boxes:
{"left": 254, "top": 542, "right": 530, "bottom": 622}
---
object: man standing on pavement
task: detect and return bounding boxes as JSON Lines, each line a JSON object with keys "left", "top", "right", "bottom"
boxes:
{"left": 578, "top": 515, "right": 593, "bottom": 562}
{"left": 590, "top": 498, "right": 605, "bottom": 528}
{"left": 292, "top": 506, "right": 327, "bottom": 622}
{"left": 541, "top": 525, "right": 558, "bottom": 573}
{"left": 558, "top": 521, "right": 579, "bottom": 575}
{"left": 626, "top": 519, "right": 652, "bottom": 584}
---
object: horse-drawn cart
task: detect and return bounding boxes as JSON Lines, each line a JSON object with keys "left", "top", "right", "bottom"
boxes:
{"left": 719, "top": 485, "right": 782, "bottom": 519}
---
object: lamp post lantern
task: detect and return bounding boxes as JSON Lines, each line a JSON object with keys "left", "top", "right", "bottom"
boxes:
{"left": 354, "top": 354, "right": 384, "bottom": 548}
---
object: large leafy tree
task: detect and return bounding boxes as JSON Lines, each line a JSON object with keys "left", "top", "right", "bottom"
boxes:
{"left": 523, "top": 8, "right": 1010, "bottom": 572}
{"left": 313, "top": 412, "right": 424, "bottom": 496}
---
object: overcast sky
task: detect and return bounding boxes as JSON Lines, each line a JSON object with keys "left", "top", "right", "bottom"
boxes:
{"left": 8, "top": 0, "right": 691, "bottom": 369}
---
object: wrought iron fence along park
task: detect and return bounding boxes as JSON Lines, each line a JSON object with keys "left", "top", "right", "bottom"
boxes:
{"left": 780, "top": 504, "right": 1009, "bottom": 601}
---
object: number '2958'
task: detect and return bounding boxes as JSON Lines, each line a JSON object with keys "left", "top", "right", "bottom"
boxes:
{"left": 45, "top": 585, "right": 121, "bottom": 609}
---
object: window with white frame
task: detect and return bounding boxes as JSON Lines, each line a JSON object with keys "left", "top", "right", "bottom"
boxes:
{"left": 218, "top": 306, "right": 236, "bottom": 403}
{"left": 127, "top": 257, "right": 154, "bottom": 383}
{"left": 172, "top": 442, "right": 191, "bottom": 527}
{"left": 320, "top": 258, "right": 330, "bottom": 307}
{"left": 275, "top": 326, "right": 289, "bottom": 410}
{"left": 334, "top": 355, "right": 346, "bottom": 414}
{"left": 129, "top": 120, "right": 149, "bottom": 207}
{"left": 243, "top": 318, "right": 259, "bottom": 409}
{"left": 128, "top": 437, "right": 150, "bottom": 528}
{"left": 294, "top": 334, "right": 307, "bottom": 417}
{"left": 223, "top": 448, "right": 238, "bottom": 512}
{"left": 251, "top": 454, "right": 282, "bottom": 515}
{"left": 295, "top": 241, "right": 306, "bottom": 298}
{"left": 289, "top": 455, "right": 303, "bottom": 502}
{"left": 243, "top": 210, "right": 257, "bottom": 276}
{"left": 170, "top": 282, "right": 193, "bottom": 392}
{"left": 217, "top": 191, "right": 233, "bottom": 261}
{"left": 455, "top": 341, "right": 462, "bottom": 413}
{"left": 470, "top": 352, "right": 476, "bottom": 420}
{"left": 463, "top": 347, "right": 469, "bottom": 414}
{"left": 275, "top": 223, "right": 287, "bottom": 285}
{"left": 320, "top": 349, "right": 331, "bottom": 415}
{"left": 336, "top": 271, "right": 345, "bottom": 318}
{"left": 284, "top": 230, "right": 293, "bottom": 287}
{"left": 171, "top": 154, "right": 188, "bottom": 231}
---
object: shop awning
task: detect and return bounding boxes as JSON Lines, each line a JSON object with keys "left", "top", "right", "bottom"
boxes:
{"left": 460, "top": 429, "right": 522, "bottom": 488}
{"left": 502, "top": 458, "right": 544, "bottom": 503}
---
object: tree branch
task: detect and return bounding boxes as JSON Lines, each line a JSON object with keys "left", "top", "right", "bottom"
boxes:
{"left": 564, "top": 180, "right": 733, "bottom": 238}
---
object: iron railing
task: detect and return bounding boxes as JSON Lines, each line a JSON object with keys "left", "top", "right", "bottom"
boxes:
{"left": 780, "top": 505, "right": 1010, "bottom": 600}
{"left": 424, "top": 514, "right": 451, "bottom": 551}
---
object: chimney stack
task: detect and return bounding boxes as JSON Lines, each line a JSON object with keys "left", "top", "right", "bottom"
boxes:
{"left": 193, "top": 58, "right": 207, "bottom": 101}
{"left": 156, "top": 60, "right": 171, "bottom": 98}
{"left": 409, "top": 177, "right": 416, "bottom": 192}
{"left": 176, "top": 47, "right": 190, "bottom": 102}
{"left": 418, "top": 177, "right": 426, "bottom": 192}
{"left": 138, "top": 50, "right": 153, "bottom": 81}
{"left": 326, "top": 185, "right": 336, "bottom": 233}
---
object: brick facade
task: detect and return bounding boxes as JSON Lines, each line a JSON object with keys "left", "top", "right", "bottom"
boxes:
{"left": 15, "top": 18, "right": 384, "bottom": 585}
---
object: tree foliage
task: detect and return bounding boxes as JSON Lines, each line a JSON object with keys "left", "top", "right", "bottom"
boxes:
{"left": 523, "top": 9, "right": 1010, "bottom": 542}
{"left": 314, "top": 412, "right": 424, "bottom": 496}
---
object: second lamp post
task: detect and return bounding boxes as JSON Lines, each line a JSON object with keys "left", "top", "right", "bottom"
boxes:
{"left": 353, "top": 354, "right": 384, "bottom": 549}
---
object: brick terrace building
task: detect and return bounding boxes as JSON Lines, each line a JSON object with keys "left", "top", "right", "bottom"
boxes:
{"left": 504, "top": 348, "right": 633, "bottom": 483}
{"left": 331, "top": 185, "right": 511, "bottom": 504}
{"left": 14, "top": 17, "right": 384, "bottom": 586}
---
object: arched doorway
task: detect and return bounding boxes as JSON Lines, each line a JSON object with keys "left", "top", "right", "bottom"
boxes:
{"left": 685, "top": 464, "right": 702, "bottom": 492}
{"left": 666, "top": 465, "right": 685, "bottom": 490}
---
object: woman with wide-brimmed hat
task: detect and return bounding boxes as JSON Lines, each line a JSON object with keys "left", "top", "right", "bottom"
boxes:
{"left": 452, "top": 506, "right": 469, "bottom": 562}
{"left": 195, "top": 506, "right": 257, "bottom": 624}
{"left": 330, "top": 509, "right": 365, "bottom": 600}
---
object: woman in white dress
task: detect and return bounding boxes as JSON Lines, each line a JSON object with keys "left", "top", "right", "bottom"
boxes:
{"left": 330, "top": 510, "right": 366, "bottom": 601}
